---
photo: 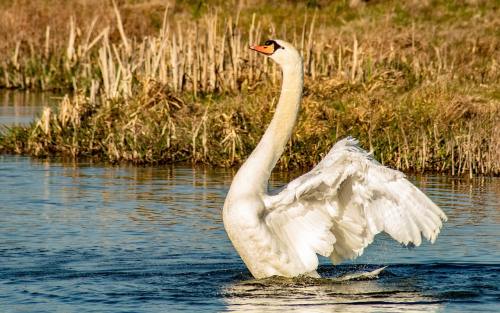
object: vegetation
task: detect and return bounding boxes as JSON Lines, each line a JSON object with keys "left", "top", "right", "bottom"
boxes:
{"left": 0, "top": 0, "right": 499, "bottom": 175}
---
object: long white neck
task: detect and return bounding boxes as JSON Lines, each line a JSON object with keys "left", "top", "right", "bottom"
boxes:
{"left": 229, "top": 59, "right": 303, "bottom": 197}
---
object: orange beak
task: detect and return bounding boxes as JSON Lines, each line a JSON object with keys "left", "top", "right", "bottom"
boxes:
{"left": 249, "top": 44, "right": 275, "bottom": 55}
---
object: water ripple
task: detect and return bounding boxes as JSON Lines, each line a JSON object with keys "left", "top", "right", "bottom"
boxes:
{"left": 0, "top": 156, "right": 499, "bottom": 312}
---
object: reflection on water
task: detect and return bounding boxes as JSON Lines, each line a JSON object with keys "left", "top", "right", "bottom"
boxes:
{"left": 0, "top": 155, "right": 499, "bottom": 312}
{"left": 224, "top": 273, "right": 442, "bottom": 312}
{"left": 0, "top": 90, "right": 59, "bottom": 127}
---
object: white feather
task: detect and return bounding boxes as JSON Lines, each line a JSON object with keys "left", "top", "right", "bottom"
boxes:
{"left": 262, "top": 137, "right": 447, "bottom": 271}
{"left": 222, "top": 40, "right": 447, "bottom": 279}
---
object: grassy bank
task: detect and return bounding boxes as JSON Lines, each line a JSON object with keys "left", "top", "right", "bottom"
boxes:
{"left": 0, "top": 0, "right": 499, "bottom": 175}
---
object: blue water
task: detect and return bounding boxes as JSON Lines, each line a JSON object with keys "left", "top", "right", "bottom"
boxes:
{"left": 0, "top": 156, "right": 499, "bottom": 312}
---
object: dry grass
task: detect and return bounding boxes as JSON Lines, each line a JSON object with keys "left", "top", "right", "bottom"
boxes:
{"left": 0, "top": 0, "right": 499, "bottom": 175}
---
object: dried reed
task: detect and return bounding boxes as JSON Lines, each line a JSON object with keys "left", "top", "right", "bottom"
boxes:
{"left": 0, "top": 0, "right": 499, "bottom": 175}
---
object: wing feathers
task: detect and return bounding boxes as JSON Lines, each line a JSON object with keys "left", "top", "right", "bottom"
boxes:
{"left": 263, "top": 137, "right": 447, "bottom": 275}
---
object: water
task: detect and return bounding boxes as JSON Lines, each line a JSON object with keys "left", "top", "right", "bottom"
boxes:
{"left": 0, "top": 91, "right": 499, "bottom": 312}
{"left": 0, "top": 91, "right": 58, "bottom": 128}
{"left": 0, "top": 155, "right": 498, "bottom": 312}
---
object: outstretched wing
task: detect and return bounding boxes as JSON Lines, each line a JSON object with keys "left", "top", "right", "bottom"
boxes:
{"left": 262, "top": 137, "right": 447, "bottom": 275}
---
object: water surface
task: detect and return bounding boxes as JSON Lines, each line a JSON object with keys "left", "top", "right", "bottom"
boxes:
{"left": 0, "top": 91, "right": 58, "bottom": 127}
{"left": 0, "top": 156, "right": 498, "bottom": 312}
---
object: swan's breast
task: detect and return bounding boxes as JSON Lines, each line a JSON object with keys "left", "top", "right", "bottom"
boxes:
{"left": 223, "top": 193, "right": 265, "bottom": 226}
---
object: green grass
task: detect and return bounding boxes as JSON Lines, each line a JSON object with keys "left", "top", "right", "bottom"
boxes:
{"left": 0, "top": 0, "right": 499, "bottom": 175}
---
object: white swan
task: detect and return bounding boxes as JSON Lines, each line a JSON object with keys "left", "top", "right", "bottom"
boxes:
{"left": 222, "top": 39, "right": 447, "bottom": 279}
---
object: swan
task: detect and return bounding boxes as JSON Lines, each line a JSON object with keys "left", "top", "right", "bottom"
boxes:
{"left": 222, "top": 39, "right": 447, "bottom": 279}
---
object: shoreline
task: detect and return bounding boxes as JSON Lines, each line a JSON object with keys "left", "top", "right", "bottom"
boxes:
{"left": 0, "top": 1, "right": 498, "bottom": 175}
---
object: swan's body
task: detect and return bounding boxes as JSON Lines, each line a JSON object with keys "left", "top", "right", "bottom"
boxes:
{"left": 222, "top": 40, "right": 447, "bottom": 279}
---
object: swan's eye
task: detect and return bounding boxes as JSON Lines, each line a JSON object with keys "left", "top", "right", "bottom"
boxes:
{"left": 262, "top": 40, "right": 283, "bottom": 51}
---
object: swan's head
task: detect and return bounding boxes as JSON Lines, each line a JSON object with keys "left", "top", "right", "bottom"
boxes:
{"left": 250, "top": 39, "right": 302, "bottom": 68}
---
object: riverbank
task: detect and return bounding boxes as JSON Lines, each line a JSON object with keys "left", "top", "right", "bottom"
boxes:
{"left": 0, "top": 0, "right": 499, "bottom": 175}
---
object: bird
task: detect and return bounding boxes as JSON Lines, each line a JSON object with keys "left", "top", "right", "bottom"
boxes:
{"left": 222, "top": 39, "right": 447, "bottom": 279}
